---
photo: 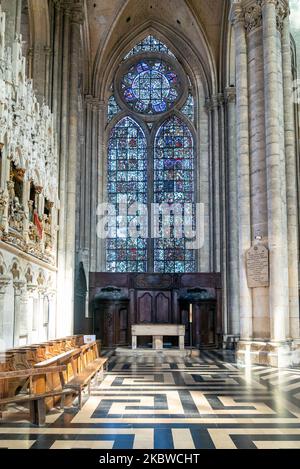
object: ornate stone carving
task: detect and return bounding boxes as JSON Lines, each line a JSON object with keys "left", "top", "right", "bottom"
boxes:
{"left": 0, "top": 276, "right": 10, "bottom": 294}
{"left": 245, "top": 2, "right": 263, "bottom": 33}
{"left": 276, "top": 2, "right": 289, "bottom": 32}
{"left": 0, "top": 6, "right": 58, "bottom": 265}
{"left": 0, "top": 189, "right": 8, "bottom": 225}
{"left": 37, "top": 271, "right": 45, "bottom": 286}
{"left": 230, "top": 4, "right": 245, "bottom": 27}
{"left": 25, "top": 267, "right": 33, "bottom": 284}
{"left": 11, "top": 262, "right": 20, "bottom": 280}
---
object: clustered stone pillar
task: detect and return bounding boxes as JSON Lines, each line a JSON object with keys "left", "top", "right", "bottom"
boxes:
{"left": 231, "top": 0, "right": 300, "bottom": 366}
{"left": 0, "top": 276, "right": 10, "bottom": 348}
{"left": 262, "top": 0, "right": 289, "bottom": 343}
{"left": 64, "top": 9, "right": 81, "bottom": 334}
{"left": 230, "top": 3, "right": 253, "bottom": 343}
{"left": 212, "top": 96, "right": 221, "bottom": 273}
{"left": 56, "top": 3, "right": 84, "bottom": 337}
{"left": 225, "top": 86, "right": 240, "bottom": 339}
{"left": 281, "top": 10, "right": 300, "bottom": 341}
{"left": 13, "top": 280, "right": 25, "bottom": 346}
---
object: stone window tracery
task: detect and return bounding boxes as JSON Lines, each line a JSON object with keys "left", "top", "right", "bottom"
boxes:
{"left": 106, "top": 36, "right": 196, "bottom": 273}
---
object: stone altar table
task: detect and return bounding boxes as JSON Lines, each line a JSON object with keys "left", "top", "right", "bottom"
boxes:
{"left": 131, "top": 324, "right": 185, "bottom": 350}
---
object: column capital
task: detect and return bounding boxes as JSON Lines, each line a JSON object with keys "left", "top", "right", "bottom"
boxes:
{"left": 225, "top": 86, "right": 236, "bottom": 103}
{"left": 205, "top": 97, "right": 213, "bottom": 112}
{"left": 0, "top": 276, "right": 11, "bottom": 293}
{"left": 53, "top": 0, "right": 62, "bottom": 10}
{"left": 13, "top": 280, "right": 26, "bottom": 295}
{"left": 217, "top": 93, "right": 225, "bottom": 106}
{"left": 27, "top": 282, "right": 37, "bottom": 293}
{"left": 229, "top": 3, "right": 245, "bottom": 27}
{"left": 261, "top": 0, "right": 277, "bottom": 7}
{"left": 85, "top": 95, "right": 101, "bottom": 109}
{"left": 244, "top": 2, "right": 262, "bottom": 33}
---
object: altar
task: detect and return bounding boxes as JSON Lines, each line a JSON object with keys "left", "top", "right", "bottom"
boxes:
{"left": 131, "top": 324, "right": 185, "bottom": 350}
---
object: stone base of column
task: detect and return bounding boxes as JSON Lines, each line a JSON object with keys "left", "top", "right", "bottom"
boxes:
{"left": 222, "top": 334, "right": 240, "bottom": 350}
{"left": 236, "top": 339, "right": 300, "bottom": 368}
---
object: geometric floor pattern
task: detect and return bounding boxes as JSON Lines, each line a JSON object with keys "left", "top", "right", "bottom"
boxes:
{"left": 1, "top": 350, "right": 300, "bottom": 449}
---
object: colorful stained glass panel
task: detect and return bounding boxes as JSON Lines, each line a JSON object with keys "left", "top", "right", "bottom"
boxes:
{"left": 181, "top": 93, "right": 195, "bottom": 122}
{"left": 154, "top": 116, "right": 196, "bottom": 273}
{"left": 124, "top": 35, "right": 176, "bottom": 60}
{"left": 108, "top": 95, "right": 122, "bottom": 122}
{"left": 121, "top": 59, "right": 181, "bottom": 115}
{"left": 107, "top": 116, "right": 148, "bottom": 272}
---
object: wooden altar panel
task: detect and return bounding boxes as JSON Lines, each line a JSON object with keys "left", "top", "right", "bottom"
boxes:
{"left": 137, "top": 292, "right": 153, "bottom": 323}
{"left": 155, "top": 292, "right": 171, "bottom": 323}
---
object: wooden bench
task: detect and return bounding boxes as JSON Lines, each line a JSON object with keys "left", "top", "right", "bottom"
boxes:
{"left": 0, "top": 366, "right": 78, "bottom": 426}
{"left": 59, "top": 342, "right": 108, "bottom": 408}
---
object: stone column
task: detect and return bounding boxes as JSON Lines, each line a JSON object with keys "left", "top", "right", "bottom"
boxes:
{"left": 13, "top": 280, "right": 25, "bottom": 346}
{"left": 47, "top": 290, "right": 56, "bottom": 340}
{"left": 26, "top": 283, "right": 36, "bottom": 344}
{"left": 244, "top": 3, "right": 270, "bottom": 341}
{"left": 212, "top": 95, "right": 221, "bottom": 273}
{"left": 230, "top": 3, "right": 253, "bottom": 341}
{"left": 225, "top": 86, "right": 240, "bottom": 337}
{"left": 81, "top": 97, "right": 92, "bottom": 253}
{"left": 37, "top": 286, "right": 46, "bottom": 341}
{"left": 52, "top": 1, "right": 62, "bottom": 129}
{"left": 218, "top": 93, "right": 228, "bottom": 339}
{"left": 281, "top": 11, "right": 300, "bottom": 340}
{"left": 0, "top": 0, "right": 22, "bottom": 47}
{"left": 97, "top": 101, "right": 107, "bottom": 271}
{"left": 262, "top": 0, "right": 289, "bottom": 342}
{"left": 63, "top": 6, "right": 83, "bottom": 335}
{"left": 0, "top": 276, "right": 10, "bottom": 347}
{"left": 19, "top": 285, "right": 29, "bottom": 344}
{"left": 44, "top": 46, "right": 52, "bottom": 105}
{"left": 56, "top": 6, "right": 70, "bottom": 331}
{"left": 90, "top": 99, "right": 100, "bottom": 272}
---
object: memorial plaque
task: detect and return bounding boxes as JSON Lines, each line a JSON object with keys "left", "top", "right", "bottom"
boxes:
{"left": 246, "top": 245, "right": 269, "bottom": 288}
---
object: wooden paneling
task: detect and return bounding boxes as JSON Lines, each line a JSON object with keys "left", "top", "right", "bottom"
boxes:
{"left": 137, "top": 292, "right": 153, "bottom": 323}
{"left": 90, "top": 273, "right": 222, "bottom": 349}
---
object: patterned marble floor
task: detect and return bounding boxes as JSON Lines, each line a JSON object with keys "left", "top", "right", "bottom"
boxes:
{"left": 1, "top": 350, "right": 300, "bottom": 449}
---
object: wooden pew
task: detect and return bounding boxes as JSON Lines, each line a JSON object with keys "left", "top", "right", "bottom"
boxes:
{"left": 33, "top": 349, "right": 79, "bottom": 409}
{"left": 60, "top": 341, "right": 108, "bottom": 408}
{"left": 0, "top": 336, "right": 106, "bottom": 416}
{"left": 0, "top": 366, "right": 78, "bottom": 426}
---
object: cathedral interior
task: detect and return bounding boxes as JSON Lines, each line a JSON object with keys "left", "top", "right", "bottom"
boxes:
{"left": 0, "top": 0, "right": 300, "bottom": 451}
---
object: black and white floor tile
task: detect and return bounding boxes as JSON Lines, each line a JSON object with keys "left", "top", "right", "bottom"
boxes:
{"left": 1, "top": 351, "right": 300, "bottom": 449}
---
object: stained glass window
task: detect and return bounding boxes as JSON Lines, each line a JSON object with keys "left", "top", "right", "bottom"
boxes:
{"left": 108, "top": 95, "right": 121, "bottom": 122}
{"left": 153, "top": 116, "right": 196, "bottom": 273}
{"left": 124, "top": 35, "right": 176, "bottom": 60}
{"left": 107, "top": 45, "right": 197, "bottom": 273}
{"left": 181, "top": 93, "right": 194, "bottom": 122}
{"left": 121, "top": 59, "right": 181, "bottom": 114}
{"left": 106, "top": 116, "right": 148, "bottom": 272}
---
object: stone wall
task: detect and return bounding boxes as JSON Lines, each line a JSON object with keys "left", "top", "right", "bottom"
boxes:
{"left": 0, "top": 4, "right": 58, "bottom": 349}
